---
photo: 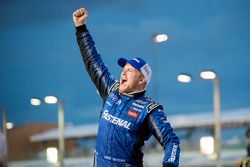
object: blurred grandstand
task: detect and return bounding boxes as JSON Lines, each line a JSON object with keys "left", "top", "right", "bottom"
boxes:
{"left": 6, "top": 108, "right": 250, "bottom": 167}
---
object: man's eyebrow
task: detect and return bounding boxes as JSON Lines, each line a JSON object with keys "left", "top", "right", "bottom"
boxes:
{"left": 124, "top": 66, "right": 133, "bottom": 70}
{"left": 128, "top": 67, "right": 135, "bottom": 71}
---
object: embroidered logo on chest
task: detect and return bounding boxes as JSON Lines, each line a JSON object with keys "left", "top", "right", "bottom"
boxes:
{"left": 132, "top": 102, "right": 144, "bottom": 109}
{"left": 130, "top": 107, "right": 142, "bottom": 112}
{"left": 109, "top": 93, "right": 121, "bottom": 105}
{"left": 128, "top": 110, "right": 139, "bottom": 119}
{"left": 102, "top": 110, "right": 131, "bottom": 129}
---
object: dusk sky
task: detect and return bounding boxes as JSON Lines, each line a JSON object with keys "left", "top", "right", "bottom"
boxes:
{"left": 0, "top": 0, "right": 249, "bottom": 127}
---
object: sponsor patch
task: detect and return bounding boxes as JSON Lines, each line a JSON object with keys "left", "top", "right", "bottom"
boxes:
{"left": 116, "top": 99, "right": 122, "bottom": 105}
{"left": 102, "top": 110, "right": 131, "bottom": 129}
{"left": 135, "top": 99, "right": 148, "bottom": 105}
{"left": 108, "top": 82, "right": 120, "bottom": 94}
{"left": 132, "top": 102, "right": 144, "bottom": 109}
{"left": 130, "top": 107, "right": 142, "bottom": 112}
{"left": 128, "top": 110, "right": 139, "bottom": 119}
{"left": 168, "top": 144, "right": 178, "bottom": 163}
{"left": 109, "top": 93, "right": 121, "bottom": 105}
{"left": 147, "top": 102, "right": 160, "bottom": 113}
{"left": 110, "top": 93, "right": 118, "bottom": 101}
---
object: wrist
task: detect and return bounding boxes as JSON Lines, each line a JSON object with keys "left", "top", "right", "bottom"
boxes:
{"left": 163, "top": 163, "right": 176, "bottom": 167}
{"left": 75, "top": 22, "right": 84, "bottom": 27}
{"left": 75, "top": 24, "right": 88, "bottom": 33}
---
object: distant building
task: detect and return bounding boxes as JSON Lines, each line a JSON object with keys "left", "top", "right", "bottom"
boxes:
{"left": 7, "top": 123, "right": 98, "bottom": 161}
{"left": 29, "top": 124, "right": 98, "bottom": 158}
{"left": 0, "top": 131, "right": 7, "bottom": 167}
{"left": 7, "top": 123, "right": 56, "bottom": 161}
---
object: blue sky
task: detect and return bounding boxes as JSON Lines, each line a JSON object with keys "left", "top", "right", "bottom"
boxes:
{"left": 0, "top": 0, "right": 249, "bottom": 127}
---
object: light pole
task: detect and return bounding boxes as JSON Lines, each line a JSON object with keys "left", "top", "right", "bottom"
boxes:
{"left": 200, "top": 71, "right": 221, "bottom": 167}
{"left": 56, "top": 100, "right": 64, "bottom": 167}
{"left": 152, "top": 33, "right": 168, "bottom": 100}
{"left": 0, "top": 108, "right": 8, "bottom": 167}
{"left": 178, "top": 71, "right": 222, "bottom": 167}
{"left": 30, "top": 96, "right": 65, "bottom": 167}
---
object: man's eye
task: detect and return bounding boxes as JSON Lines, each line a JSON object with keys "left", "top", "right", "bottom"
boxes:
{"left": 128, "top": 69, "right": 132, "bottom": 72}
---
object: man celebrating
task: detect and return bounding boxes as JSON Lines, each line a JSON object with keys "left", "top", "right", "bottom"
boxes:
{"left": 73, "top": 8, "right": 180, "bottom": 167}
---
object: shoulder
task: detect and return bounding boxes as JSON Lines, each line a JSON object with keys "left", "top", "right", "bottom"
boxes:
{"left": 108, "top": 81, "right": 120, "bottom": 94}
{"left": 138, "top": 96, "right": 162, "bottom": 113}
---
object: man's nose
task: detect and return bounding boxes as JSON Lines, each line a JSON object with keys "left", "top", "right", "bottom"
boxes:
{"left": 121, "top": 70, "right": 126, "bottom": 76}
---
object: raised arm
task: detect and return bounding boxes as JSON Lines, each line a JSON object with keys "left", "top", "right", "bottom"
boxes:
{"left": 73, "top": 8, "right": 117, "bottom": 100}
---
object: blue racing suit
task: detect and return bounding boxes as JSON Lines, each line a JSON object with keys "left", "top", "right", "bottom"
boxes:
{"left": 76, "top": 25, "right": 180, "bottom": 167}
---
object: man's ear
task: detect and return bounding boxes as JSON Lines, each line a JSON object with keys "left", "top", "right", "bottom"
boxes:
{"left": 139, "top": 77, "right": 147, "bottom": 85}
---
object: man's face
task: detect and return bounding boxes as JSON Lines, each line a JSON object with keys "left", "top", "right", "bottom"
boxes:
{"left": 119, "top": 63, "right": 144, "bottom": 93}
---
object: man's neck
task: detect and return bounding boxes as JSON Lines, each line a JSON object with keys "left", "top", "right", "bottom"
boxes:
{"left": 121, "top": 89, "right": 146, "bottom": 98}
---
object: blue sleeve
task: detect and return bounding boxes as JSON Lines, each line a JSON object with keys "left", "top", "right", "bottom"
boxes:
{"left": 148, "top": 107, "right": 180, "bottom": 167}
{"left": 76, "top": 25, "right": 118, "bottom": 100}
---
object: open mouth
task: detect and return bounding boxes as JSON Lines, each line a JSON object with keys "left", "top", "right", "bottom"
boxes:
{"left": 120, "top": 78, "right": 127, "bottom": 86}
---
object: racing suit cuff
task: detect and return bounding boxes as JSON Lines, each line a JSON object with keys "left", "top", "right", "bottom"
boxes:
{"left": 163, "top": 163, "right": 176, "bottom": 167}
{"left": 75, "top": 24, "right": 88, "bottom": 33}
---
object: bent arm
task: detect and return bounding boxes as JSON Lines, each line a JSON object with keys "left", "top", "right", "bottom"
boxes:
{"left": 76, "top": 25, "right": 117, "bottom": 100}
{"left": 147, "top": 107, "right": 180, "bottom": 167}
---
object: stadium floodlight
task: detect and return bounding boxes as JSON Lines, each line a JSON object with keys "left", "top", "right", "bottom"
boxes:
{"left": 30, "top": 98, "right": 41, "bottom": 106}
{"left": 153, "top": 34, "right": 168, "bottom": 43}
{"left": 200, "top": 70, "right": 216, "bottom": 80}
{"left": 177, "top": 74, "right": 192, "bottom": 83}
{"left": 44, "top": 96, "right": 58, "bottom": 104}
{"left": 6, "top": 122, "right": 14, "bottom": 130}
{"left": 46, "top": 147, "right": 58, "bottom": 164}
{"left": 200, "top": 136, "right": 214, "bottom": 155}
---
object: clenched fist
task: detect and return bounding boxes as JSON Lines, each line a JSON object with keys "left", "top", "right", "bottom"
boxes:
{"left": 73, "top": 8, "right": 88, "bottom": 27}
